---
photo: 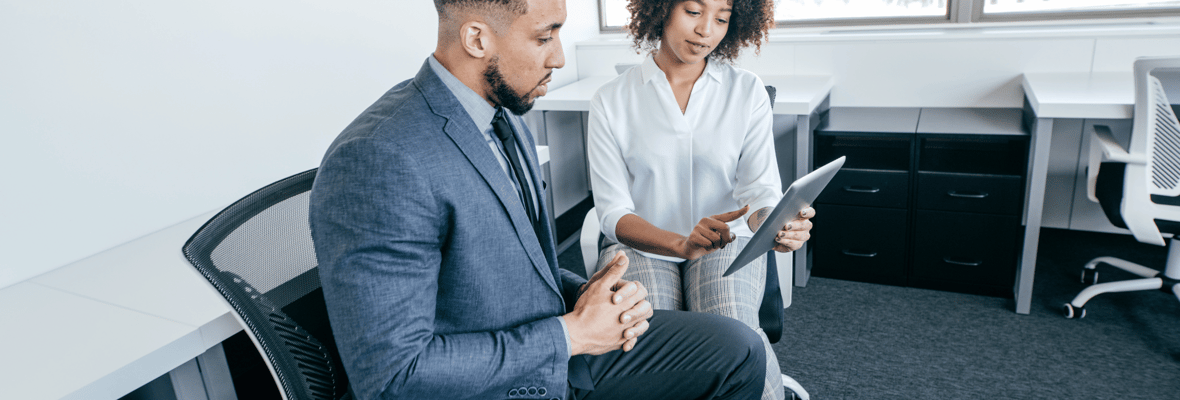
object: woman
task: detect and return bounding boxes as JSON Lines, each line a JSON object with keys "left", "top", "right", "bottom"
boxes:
{"left": 587, "top": 1, "right": 814, "bottom": 399}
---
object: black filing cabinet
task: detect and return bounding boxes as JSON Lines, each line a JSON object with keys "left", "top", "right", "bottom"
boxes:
{"left": 811, "top": 107, "right": 919, "bottom": 287}
{"left": 811, "top": 108, "right": 1029, "bottom": 297}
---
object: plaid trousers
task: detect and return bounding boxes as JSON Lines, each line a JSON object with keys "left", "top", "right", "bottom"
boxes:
{"left": 598, "top": 237, "right": 785, "bottom": 400}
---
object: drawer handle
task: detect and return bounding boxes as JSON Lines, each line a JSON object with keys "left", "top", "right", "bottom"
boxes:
{"left": 843, "top": 186, "right": 881, "bottom": 194}
{"left": 842, "top": 249, "right": 878, "bottom": 258}
{"left": 947, "top": 191, "right": 988, "bottom": 199}
{"left": 943, "top": 257, "right": 983, "bottom": 267}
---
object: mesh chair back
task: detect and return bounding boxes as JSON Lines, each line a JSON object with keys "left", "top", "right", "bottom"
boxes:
{"left": 183, "top": 169, "right": 351, "bottom": 400}
{"left": 1146, "top": 74, "right": 1180, "bottom": 196}
{"left": 1130, "top": 57, "right": 1180, "bottom": 197}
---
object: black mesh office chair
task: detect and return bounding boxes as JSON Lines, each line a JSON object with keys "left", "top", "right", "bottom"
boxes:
{"left": 183, "top": 169, "right": 352, "bottom": 400}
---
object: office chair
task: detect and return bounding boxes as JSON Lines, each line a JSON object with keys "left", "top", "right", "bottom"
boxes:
{"left": 580, "top": 85, "right": 810, "bottom": 400}
{"left": 183, "top": 169, "right": 353, "bottom": 400}
{"left": 1063, "top": 56, "right": 1180, "bottom": 319}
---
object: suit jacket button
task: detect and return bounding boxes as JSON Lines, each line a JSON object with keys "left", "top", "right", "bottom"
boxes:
{"left": 508, "top": 389, "right": 518, "bottom": 397}
{"left": 519, "top": 386, "right": 528, "bottom": 394}
{"left": 538, "top": 387, "right": 547, "bottom": 396}
{"left": 528, "top": 387, "right": 538, "bottom": 395}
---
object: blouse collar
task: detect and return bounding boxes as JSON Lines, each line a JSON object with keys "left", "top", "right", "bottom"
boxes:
{"left": 640, "top": 53, "right": 722, "bottom": 85}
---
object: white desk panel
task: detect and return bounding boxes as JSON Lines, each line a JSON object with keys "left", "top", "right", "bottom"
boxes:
{"left": 32, "top": 211, "right": 227, "bottom": 330}
{"left": 537, "top": 145, "right": 550, "bottom": 166}
{"left": 762, "top": 75, "right": 835, "bottom": 116}
{"left": 534, "top": 76, "right": 615, "bottom": 111}
{"left": 1022, "top": 72, "right": 1134, "bottom": 120}
{"left": 17, "top": 210, "right": 244, "bottom": 398}
{"left": 0, "top": 282, "right": 200, "bottom": 400}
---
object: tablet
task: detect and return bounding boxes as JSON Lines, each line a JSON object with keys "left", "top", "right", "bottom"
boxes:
{"left": 723, "top": 156, "right": 846, "bottom": 277}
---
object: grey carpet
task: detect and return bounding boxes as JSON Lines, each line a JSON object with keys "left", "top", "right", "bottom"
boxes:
{"left": 557, "top": 228, "right": 1180, "bottom": 399}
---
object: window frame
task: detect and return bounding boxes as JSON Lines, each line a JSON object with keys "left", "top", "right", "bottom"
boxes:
{"left": 971, "top": 0, "right": 1180, "bottom": 23}
{"left": 597, "top": 0, "right": 1180, "bottom": 31}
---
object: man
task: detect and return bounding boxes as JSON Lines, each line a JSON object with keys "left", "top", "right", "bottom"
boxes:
{"left": 309, "top": 0, "right": 767, "bottom": 399}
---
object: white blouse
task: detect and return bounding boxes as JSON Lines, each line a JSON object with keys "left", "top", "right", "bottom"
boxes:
{"left": 587, "top": 55, "right": 782, "bottom": 262}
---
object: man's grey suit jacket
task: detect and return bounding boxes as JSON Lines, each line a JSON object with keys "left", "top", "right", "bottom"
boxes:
{"left": 310, "top": 60, "right": 587, "bottom": 400}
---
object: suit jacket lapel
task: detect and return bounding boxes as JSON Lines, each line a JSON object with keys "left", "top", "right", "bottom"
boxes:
{"left": 412, "top": 61, "right": 561, "bottom": 296}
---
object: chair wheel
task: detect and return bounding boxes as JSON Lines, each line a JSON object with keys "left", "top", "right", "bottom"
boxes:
{"left": 1081, "top": 268, "right": 1099, "bottom": 285}
{"left": 1063, "top": 303, "right": 1086, "bottom": 319}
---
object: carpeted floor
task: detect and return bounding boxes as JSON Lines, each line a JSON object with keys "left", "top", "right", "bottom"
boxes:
{"left": 557, "top": 228, "right": 1180, "bottom": 400}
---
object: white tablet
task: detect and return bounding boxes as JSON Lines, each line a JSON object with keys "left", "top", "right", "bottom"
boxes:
{"left": 723, "top": 156, "right": 846, "bottom": 277}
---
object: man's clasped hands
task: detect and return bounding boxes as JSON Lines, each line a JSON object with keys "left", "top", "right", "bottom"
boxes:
{"left": 563, "top": 251, "right": 652, "bottom": 356}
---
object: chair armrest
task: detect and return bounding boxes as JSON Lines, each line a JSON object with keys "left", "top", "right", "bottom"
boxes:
{"left": 1087, "top": 125, "right": 1147, "bottom": 203}
{"left": 580, "top": 207, "right": 601, "bottom": 277}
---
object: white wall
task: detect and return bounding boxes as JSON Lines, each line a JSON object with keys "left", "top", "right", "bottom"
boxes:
{"left": 0, "top": 0, "right": 439, "bottom": 288}
{"left": 552, "top": 0, "right": 601, "bottom": 88}
{"left": 575, "top": 21, "right": 1180, "bottom": 108}
{"left": 0, "top": 0, "right": 606, "bottom": 290}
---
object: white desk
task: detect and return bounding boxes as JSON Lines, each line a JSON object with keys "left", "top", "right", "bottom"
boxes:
{"left": 536, "top": 145, "right": 550, "bottom": 166}
{"left": 0, "top": 210, "right": 242, "bottom": 400}
{"left": 535, "top": 75, "right": 834, "bottom": 116}
{"left": 1023, "top": 72, "right": 1134, "bottom": 119}
{"left": 534, "top": 74, "right": 834, "bottom": 288}
{"left": 1017, "top": 72, "right": 1134, "bottom": 315}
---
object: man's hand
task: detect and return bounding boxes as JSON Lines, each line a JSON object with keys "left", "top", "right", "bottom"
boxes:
{"left": 564, "top": 251, "right": 653, "bottom": 355}
{"left": 676, "top": 206, "right": 749, "bottom": 260}
{"left": 772, "top": 207, "right": 815, "bottom": 252}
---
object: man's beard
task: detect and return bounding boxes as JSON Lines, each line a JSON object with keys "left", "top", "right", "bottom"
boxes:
{"left": 484, "top": 56, "right": 544, "bottom": 116}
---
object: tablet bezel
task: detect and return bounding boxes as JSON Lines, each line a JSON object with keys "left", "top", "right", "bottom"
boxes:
{"left": 723, "top": 156, "right": 846, "bottom": 277}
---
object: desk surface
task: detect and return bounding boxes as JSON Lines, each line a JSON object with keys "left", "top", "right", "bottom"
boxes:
{"left": 535, "top": 75, "right": 834, "bottom": 115}
{"left": 0, "top": 210, "right": 240, "bottom": 400}
{"left": 1022, "top": 72, "right": 1134, "bottom": 120}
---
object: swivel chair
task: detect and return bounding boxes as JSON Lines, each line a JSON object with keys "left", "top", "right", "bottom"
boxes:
{"left": 183, "top": 169, "right": 353, "bottom": 399}
{"left": 580, "top": 86, "right": 811, "bottom": 399}
{"left": 1063, "top": 56, "right": 1180, "bottom": 319}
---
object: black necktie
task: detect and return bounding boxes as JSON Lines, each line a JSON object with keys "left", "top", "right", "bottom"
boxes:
{"left": 492, "top": 109, "right": 539, "bottom": 232}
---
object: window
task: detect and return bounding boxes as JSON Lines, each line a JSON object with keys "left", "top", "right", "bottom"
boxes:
{"left": 981, "top": 0, "right": 1180, "bottom": 21}
{"left": 598, "top": 0, "right": 1180, "bottom": 30}
{"left": 776, "top": 0, "right": 948, "bottom": 22}
{"left": 600, "top": 0, "right": 631, "bottom": 29}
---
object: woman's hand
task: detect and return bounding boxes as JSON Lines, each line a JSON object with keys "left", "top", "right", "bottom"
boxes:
{"left": 773, "top": 207, "right": 815, "bottom": 252}
{"left": 676, "top": 206, "right": 748, "bottom": 260}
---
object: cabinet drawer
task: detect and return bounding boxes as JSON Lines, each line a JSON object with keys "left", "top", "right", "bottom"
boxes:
{"left": 916, "top": 172, "right": 1022, "bottom": 215}
{"left": 816, "top": 169, "right": 909, "bottom": 209}
{"left": 911, "top": 210, "right": 1019, "bottom": 290}
{"left": 810, "top": 204, "right": 907, "bottom": 286}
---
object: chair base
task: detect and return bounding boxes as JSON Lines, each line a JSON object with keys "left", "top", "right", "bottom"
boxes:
{"left": 783, "top": 374, "right": 809, "bottom": 400}
{"left": 1063, "top": 238, "right": 1180, "bottom": 319}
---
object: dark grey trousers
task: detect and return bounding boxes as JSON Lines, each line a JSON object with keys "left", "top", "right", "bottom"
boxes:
{"left": 571, "top": 310, "right": 767, "bottom": 400}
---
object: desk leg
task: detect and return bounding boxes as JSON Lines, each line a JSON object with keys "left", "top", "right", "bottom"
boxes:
{"left": 794, "top": 113, "right": 813, "bottom": 287}
{"left": 776, "top": 251, "right": 793, "bottom": 308}
{"left": 1016, "top": 117, "right": 1053, "bottom": 314}
{"left": 169, "top": 358, "right": 209, "bottom": 400}
{"left": 169, "top": 343, "right": 238, "bottom": 400}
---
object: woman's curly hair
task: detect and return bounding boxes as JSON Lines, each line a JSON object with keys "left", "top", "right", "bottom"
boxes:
{"left": 625, "top": 0, "right": 775, "bottom": 63}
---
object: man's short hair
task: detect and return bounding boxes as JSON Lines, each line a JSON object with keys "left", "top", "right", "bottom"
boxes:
{"left": 435, "top": 0, "right": 529, "bottom": 34}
